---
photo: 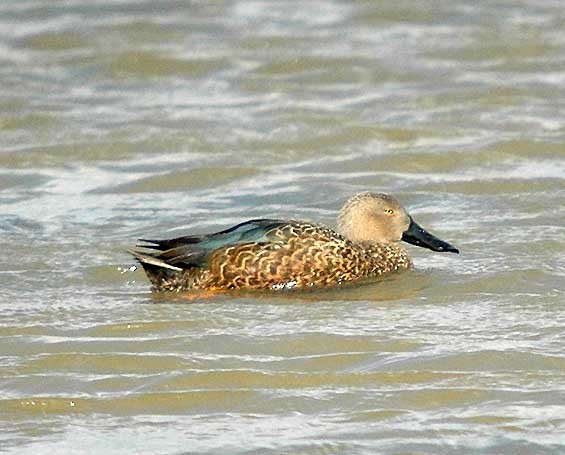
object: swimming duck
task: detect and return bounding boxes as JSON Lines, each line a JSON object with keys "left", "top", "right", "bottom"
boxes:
{"left": 130, "top": 192, "right": 459, "bottom": 293}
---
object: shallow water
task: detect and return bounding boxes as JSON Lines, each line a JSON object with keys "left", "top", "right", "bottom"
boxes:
{"left": 1, "top": 1, "right": 565, "bottom": 454}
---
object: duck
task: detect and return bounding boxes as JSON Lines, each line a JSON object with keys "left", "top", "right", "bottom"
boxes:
{"left": 129, "top": 192, "right": 459, "bottom": 293}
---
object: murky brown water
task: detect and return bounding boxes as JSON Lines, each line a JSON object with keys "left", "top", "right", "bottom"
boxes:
{"left": 1, "top": 1, "right": 565, "bottom": 454}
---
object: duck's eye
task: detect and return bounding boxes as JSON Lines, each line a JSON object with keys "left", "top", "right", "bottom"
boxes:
{"left": 384, "top": 208, "right": 394, "bottom": 215}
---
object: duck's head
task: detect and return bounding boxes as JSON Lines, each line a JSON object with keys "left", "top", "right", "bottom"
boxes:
{"left": 337, "top": 192, "right": 459, "bottom": 253}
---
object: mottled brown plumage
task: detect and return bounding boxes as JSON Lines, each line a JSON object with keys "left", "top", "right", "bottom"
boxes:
{"left": 129, "top": 192, "right": 458, "bottom": 293}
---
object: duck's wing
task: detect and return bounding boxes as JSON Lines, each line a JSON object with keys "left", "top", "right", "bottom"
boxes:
{"left": 130, "top": 219, "right": 290, "bottom": 270}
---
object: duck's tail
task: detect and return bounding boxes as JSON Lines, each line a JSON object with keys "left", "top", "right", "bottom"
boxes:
{"left": 128, "top": 249, "right": 183, "bottom": 272}
{"left": 128, "top": 248, "right": 186, "bottom": 290}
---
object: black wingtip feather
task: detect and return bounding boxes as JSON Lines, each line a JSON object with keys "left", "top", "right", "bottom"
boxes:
{"left": 136, "top": 239, "right": 165, "bottom": 249}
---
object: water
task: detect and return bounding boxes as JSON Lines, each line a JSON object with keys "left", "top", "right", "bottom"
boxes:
{"left": 1, "top": 1, "right": 565, "bottom": 454}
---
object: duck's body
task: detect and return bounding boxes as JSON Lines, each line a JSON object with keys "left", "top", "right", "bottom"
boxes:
{"left": 130, "top": 193, "right": 458, "bottom": 293}
{"left": 131, "top": 219, "right": 412, "bottom": 292}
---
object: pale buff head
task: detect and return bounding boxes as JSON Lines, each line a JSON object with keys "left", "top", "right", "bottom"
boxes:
{"left": 337, "top": 192, "right": 412, "bottom": 244}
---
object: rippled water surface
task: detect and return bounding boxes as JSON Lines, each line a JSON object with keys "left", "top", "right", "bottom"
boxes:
{"left": 1, "top": 1, "right": 565, "bottom": 454}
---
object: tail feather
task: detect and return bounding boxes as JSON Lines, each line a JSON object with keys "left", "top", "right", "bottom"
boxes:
{"left": 137, "top": 235, "right": 207, "bottom": 251}
{"left": 128, "top": 249, "right": 183, "bottom": 272}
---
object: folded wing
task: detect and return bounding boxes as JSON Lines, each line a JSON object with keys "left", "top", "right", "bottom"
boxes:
{"left": 130, "top": 218, "right": 289, "bottom": 270}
